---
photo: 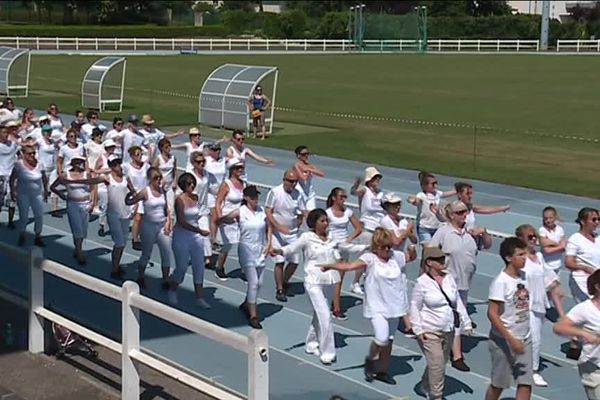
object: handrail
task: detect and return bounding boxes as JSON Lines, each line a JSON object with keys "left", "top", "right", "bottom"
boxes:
{"left": 0, "top": 242, "right": 268, "bottom": 400}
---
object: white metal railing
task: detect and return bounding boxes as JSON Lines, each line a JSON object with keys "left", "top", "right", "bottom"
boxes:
{"left": 0, "top": 36, "right": 544, "bottom": 53}
{"left": 1, "top": 243, "right": 268, "bottom": 400}
{"left": 557, "top": 39, "right": 600, "bottom": 52}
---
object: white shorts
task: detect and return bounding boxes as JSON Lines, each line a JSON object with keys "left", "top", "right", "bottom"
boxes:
{"left": 370, "top": 314, "right": 399, "bottom": 346}
{"left": 271, "top": 231, "right": 300, "bottom": 264}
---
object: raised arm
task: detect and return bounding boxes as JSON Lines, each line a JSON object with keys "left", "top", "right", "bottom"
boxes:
{"left": 320, "top": 259, "right": 367, "bottom": 272}
{"left": 473, "top": 204, "right": 510, "bottom": 214}
{"left": 245, "top": 148, "right": 274, "bottom": 166}
{"left": 350, "top": 177, "right": 365, "bottom": 197}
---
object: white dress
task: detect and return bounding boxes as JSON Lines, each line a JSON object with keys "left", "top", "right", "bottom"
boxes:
{"left": 238, "top": 205, "right": 268, "bottom": 268}
{"left": 218, "top": 179, "right": 244, "bottom": 245}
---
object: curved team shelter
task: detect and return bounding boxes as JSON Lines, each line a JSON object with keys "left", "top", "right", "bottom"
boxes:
{"left": 0, "top": 46, "right": 31, "bottom": 97}
{"left": 81, "top": 56, "right": 127, "bottom": 112}
{"left": 198, "top": 64, "right": 279, "bottom": 135}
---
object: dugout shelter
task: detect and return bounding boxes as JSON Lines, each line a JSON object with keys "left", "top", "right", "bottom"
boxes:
{"left": 0, "top": 46, "right": 31, "bottom": 97}
{"left": 81, "top": 56, "right": 127, "bottom": 112}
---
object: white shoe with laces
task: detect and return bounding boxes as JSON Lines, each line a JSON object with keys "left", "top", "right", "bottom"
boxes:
{"left": 351, "top": 282, "right": 364, "bottom": 296}
{"left": 305, "top": 343, "right": 320, "bottom": 356}
{"left": 533, "top": 372, "right": 548, "bottom": 387}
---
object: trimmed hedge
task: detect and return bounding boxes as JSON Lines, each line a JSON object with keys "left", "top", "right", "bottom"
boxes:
{"left": 0, "top": 24, "right": 229, "bottom": 38}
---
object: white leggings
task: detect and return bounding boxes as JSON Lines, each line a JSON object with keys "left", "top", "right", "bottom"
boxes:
{"left": 171, "top": 226, "right": 205, "bottom": 285}
{"left": 138, "top": 219, "right": 173, "bottom": 272}
{"left": 304, "top": 282, "right": 336, "bottom": 361}
{"left": 67, "top": 200, "right": 89, "bottom": 240}
{"left": 530, "top": 310, "right": 545, "bottom": 371}
{"left": 17, "top": 193, "right": 44, "bottom": 235}
{"left": 244, "top": 266, "right": 266, "bottom": 304}
{"left": 370, "top": 315, "right": 400, "bottom": 346}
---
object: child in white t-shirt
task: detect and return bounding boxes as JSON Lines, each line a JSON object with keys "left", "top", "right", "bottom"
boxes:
{"left": 539, "top": 206, "right": 566, "bottom": 271}
{"left": 486, "top": 237, "right": 533, "bottom": 400}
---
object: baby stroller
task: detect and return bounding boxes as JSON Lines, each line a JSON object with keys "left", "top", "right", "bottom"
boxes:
{"left": 52, "top": 322, "right": 98, "bottom": 358}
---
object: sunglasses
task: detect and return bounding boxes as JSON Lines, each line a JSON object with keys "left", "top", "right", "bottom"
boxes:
{"left": 454, "top": 209, "right": 468, "bottom": 215}
{"left": 24, "top": 152, "right": 36, "bottom": 156}
{"left": 133, "top": 153, "right": 142, "bottom": 157}
{"left": 527, "top": 234, "right": 537, "bottom": 240}
{"left": 380, "top": 245, "right": 392, "bottom": 251}
{"left": 152, "top": 176, "right": 162, "bottom": 181}
{"left": 116, "top": 122, "right": 124, "bottom": 126}
{"left": 236, "top": 138, "right": 245, "bottom": 142}
{"left": 339, "top": 194, "right": 348, "bottom": 199}
{"left": 299, "top": 152, "right": 310, "bottom": 156}
{"left": 284, "top": 178, "right": 298, "bottom": 184}
{"left": 592, "top": 218, "right": 600, "bottom": 223}
{"left": 193, "top": 159, "right": 205, "bottom": 164}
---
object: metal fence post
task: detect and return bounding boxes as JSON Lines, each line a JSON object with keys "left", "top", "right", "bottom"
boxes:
{"left": 248, "top": 329, "right": 269, "bottom": 400}
{"left": 28, "top": 247, "right": 44, "bottom": 353}
{"left": 121, "top": 281, "right": 140, "bottom": 400}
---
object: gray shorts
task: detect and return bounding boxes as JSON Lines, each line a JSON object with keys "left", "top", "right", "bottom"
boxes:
{"left": 489, "top": 333, "right": 533, "bottom": 389}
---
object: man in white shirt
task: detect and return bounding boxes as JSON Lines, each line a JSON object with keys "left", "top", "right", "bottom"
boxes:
{"left": 0, "top": 125, "right": 18, "bottom": 228}
{"left": 266, "top": 170, "right": 306, "bottom": 302}
{"left": 486, "top": 237, "right": 533, "bottom": 400}
{"left": 121, "top": 115, "right": 146, "bottom": 164}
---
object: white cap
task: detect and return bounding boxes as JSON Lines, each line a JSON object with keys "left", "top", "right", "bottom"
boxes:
{"left": 189, "top": 127, "right": 200, "bottom": 135}
{"left": 364, "top": 166, "right": 382, "bottom": 183}
{"left": 382, "top": 192, "right": 402, "bottom": 205}
{"left": 4, "top": 119, "right": 20, "bottom": 128}
{"left": 103, "top": 139, "right": 117, "bottom": 148}
{"left": 70, "top": 155, "right": 86, "bottom": 164}
{"left": 226, "top": 157, "right": 244, "bottom": 169}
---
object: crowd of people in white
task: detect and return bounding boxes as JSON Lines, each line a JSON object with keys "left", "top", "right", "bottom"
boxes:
{"left": 2, "top": 98, "right": 600, "bottom": 400}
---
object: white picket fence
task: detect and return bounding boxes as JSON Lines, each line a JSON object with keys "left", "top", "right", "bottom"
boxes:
{"left": 0, "top": 243, "right": 268, "bottom": 400}
{"left": 556, "top": 39, "right": 600, "bottom": 52}
{"left": 0, "top": 36, "right": 547, "bottom": 53}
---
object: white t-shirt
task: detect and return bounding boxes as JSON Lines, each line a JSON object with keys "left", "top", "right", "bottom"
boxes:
{"left": 416, "top": 190, "right": 443, "bottom": 229}
{"left": 104, "top": 129, "right": 124, "bottom": 156}
{"left": 281, "top": 231, "right": 341, "bottom": 285}
{"left": 359, "top": 187, "right": 384, "bottom": 231}
{"left": 238, "top": 205, "right": 268, "bottom": 268}
{"left": 0, "top": 140, "right": 18, "bottom": 176}
{"left": 379, "top": 214, "right": 409, "bottom": 251}
{"left": 139, "top": 127, "right": 165, "bottom": 146}
{"left": 523, "top": 253, "right": 558, "bottom": 313}
{"left": 205, "top": 155, "right": 226, "bottom": 207}
{"left": 326, "top": 207, "right": 353, "bottom": 242}
{"left": 360, "top": 252, "right": 407, "bottom": 318}
{"left": 539, "top": 225, "right": 565, "bottom": 270}
{"left": 567, "top": 300, "right": 600, "bottom": 367}
{"left": 84, "top": 141, "right": 104, "bottom": 170}
{"left": 566, "top": 232, "right": 600, "bottom": 296}
{"left": 58, "top": 143, "right": 85, "bottom": 172}
{"left": 265, "top": 184, "right": 306, "bottom": 235}
{"left": 488, "top": 271, "right": 531, "bottom": 340}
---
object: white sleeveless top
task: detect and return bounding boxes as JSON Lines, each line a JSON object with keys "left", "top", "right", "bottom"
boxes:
{"left": 96, "top": 154, "right": 109, "bottom": 171}
{"left": 190, "top": 169, "right": 209, "bottom": 216}
{"left": 180, "top": 201, "right": 200, "bottom": 228}
{"left": 185, "top": 142, "right": 205, "bottom": 172}
{"left": 59, "top": 143, "right": 85, "bottom": 172}
{"left": 360, "top": 187, "right": 384, "bottom": 232}
{"left": 37, "top": 138, "right": 56, "bottom": 172}
{"left": 107, "top": 174, "right": 130, "bottom": 218}
{"left": 222, "top": 179, "right": 244, "bottom": 214}
{"left": 65, "top": 171, "right": 90, "bottom": 200}
{"left": 238, "top": 205, "right": 268, "bottom": 268}
{"left": 157, "top": 153, "right": 175, "bottom": 187}
{"left": 125, "top": 162, "right": 149, "bottom": 191}
{"left": 84, "top": 141, "right": 104, "bottom": 169}
{"left": 143, "top": 187, "right": 166, "bottom": 224}
{"left": 228, "top": 145, "right": 247, "bottom": 167}
{"left": 15, "top": 160, "right": 43, "bottom": 195}
{"left": 296, "top": 169, "right": 315, "bottom": 197}
{"left": 326, "top": 207, "right": 353, "bottom": 242}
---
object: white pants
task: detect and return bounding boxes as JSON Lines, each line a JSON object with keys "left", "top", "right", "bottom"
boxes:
{"left": 199, "top": 214, "right": 212, "bottom": 257}
{"left": 67, "top": 200, "right": 89, "bottom": 240}
{"left": 370, "top": 315, "right": 400, "bottom": 346}
{"left": 107, "top": 212, "right": 129, "bottom": 248}
{"left": 245, "top": 266, "right": 266, "bottom": 304}
{"left": 17, "top": 193, "right": 44, "bottom": 235}
{"left": 171, "top": 226, "right": 205, "bottom": 285}
{"left": 96, "top": 185, "right": 108, "bottom": 227}
{"left": 138, "top": 219, "right": 173, "bottom": 272}
{"left": 530, "top": 310, "right": 545, "bottom": 371}
{"left": 305, "top": 282, "right": 336, "bottom": 361}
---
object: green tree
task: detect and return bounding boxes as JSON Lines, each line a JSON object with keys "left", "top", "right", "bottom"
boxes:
{"left": 316, "top": 11, "right": 348, "bottom": 39}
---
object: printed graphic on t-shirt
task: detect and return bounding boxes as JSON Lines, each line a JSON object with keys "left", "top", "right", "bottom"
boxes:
{"left": 514, "top": 283, "right": 530, "bottom": 323}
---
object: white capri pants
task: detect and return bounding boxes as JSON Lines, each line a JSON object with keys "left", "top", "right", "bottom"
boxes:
{"left": 530, "top": 310, "right": 545, "bottom": 372}
{"left": 304, "top": 282, "right": 336, "bottom": 361}
{"left": 138, "top": 219, "right": 173, "bottom": 272}
{"left": 107, "top": 212, "right": 129, "bottom": 248}
{"left": 199, "top": 214, "right": 212, "bottom": 257}
{"left": 171, "top": 226, "right": 205, "bottom": 285}
{"left": 370, "top": 314, "right": 400, "bottom": 346}
{"left": 66, "top": 200, "right": 89, "bottom": 240}
{"left": 244, "top": 266, "right": 266, "bottom": 304}
{"left": 17, "top": 193, "right": 44, "bottom": 235}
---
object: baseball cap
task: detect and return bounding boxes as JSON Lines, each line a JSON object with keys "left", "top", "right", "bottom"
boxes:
{"left": 128, "top": 114, "right": 139, "bottom": 124}
{"left": 107, "top": 155, "right": 122, "bottom": 166}
{"left": 382, "top": 192, "right": 402, "bottom": 205}
{"left": 243, "top": 185, "right": 260, "bottom": 198}
{"left": 41, "top": 124, "right": 52, "bottom": 132}
{"left": 422, "top": 246, "right": 445, "bottom": 261}
{"left": 209, "top": 142, "right": 221, "bottom": 151}
{"left": 103, "top": 139, "right": 117, "bottom": 148}
{"left": 227, "top": 157, "right": 244, "bottom": 169}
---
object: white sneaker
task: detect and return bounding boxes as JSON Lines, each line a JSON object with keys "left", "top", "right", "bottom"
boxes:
{"left": 320, "top": 355, "right": 336, "bottom": 365}
{"left": 195, "top": 298, "right": 211, "bottom": 310}
{"left": 305, "top": 343, "right": 320, "bottom": 356}
{"left": 351, "top": 282, "right": 364, "bottom": 296}
{"left": 532, "top": 372, "right": 548, "bottom": 387}
{"left": 167, "top": 290, "right": 178, "bottom": 305}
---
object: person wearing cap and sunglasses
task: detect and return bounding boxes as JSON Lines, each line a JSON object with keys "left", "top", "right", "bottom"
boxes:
{"left": 379, "top": 192, "right": 418, "bottom": 335}
{"left": 93, "top": 139, "right": 118, "bottom": 236}
{"left": 171, "top": 127, "right": 230, "bottom": 173}
{"left": 411, "top": 245, "right": 472, "bottom": 399}
{"left": 226, "top": 130, "right": 274, "bottom": 179}
{"left": 429, "top": 200, "right": 480, "bottom": 372}
{"left": 214, "top": 157, "right": 246, "bottom": 280}
{"left": 10, "top": 144, "right": 48, "bottom": 247}
{"left": 224, "top": 185, "right": 271, "bottom": 329}
{"left": 320, "top": 228, "right": 412, "bottom": 383}
{"left": 246, "top": 85, "right": 271, "bottom": 140}
{"left": 349, "top": 166, "right": 385, "bottom": 296}
{"left": 266, "top": 169, "right": 306, "bottom": 302}
{"left": 293, "top": 145, "right": 324, "bottom": 213}
{"left": 50, "top": 156, "right": 105, "bottom": 265}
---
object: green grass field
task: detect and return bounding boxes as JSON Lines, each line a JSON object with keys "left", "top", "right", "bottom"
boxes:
{"left": 21, "top": 54, "right": 600, "bottom": 197}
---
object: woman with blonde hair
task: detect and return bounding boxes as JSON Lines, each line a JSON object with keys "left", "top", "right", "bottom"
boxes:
{"left": 320, "top": 228, "right": 415, "bottom": 384}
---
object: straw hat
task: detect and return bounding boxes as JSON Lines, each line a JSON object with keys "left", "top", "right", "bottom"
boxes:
{"left": 141, "top": 114, "right": 155, "bottom": 125}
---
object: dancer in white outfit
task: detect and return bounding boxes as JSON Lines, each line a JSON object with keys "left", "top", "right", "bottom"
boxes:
{"left": 0, "top": 125, "right": 18, "bottom": 228}
{"left": 168, "top": 173, "right": 211, "bottom": 309}
{"left": 126, "top": 167, "right": 174, "bottom": 290}
{"left": 230, "top": 186, "right": 271, "bottom": 329}
{"left": 350, "top": 166, "right": 385, "bottom": 295}
{"left": 214, "top": 157, "right": 245, "bottom": 281}
{"left": 325, "top": 187, "right": 362, "bottom": 320}
{"left": 188, "top": 151, "right": 216, "bottom": 268}
{"left": 10, "top": 144, "right": 48, "bottom": 247}
{"left": 105, "top": 156, "right": 135, "bottom": 280}
{"left": 226, "top": 130, "right": 274, "bottom": 178}
{"left": 36, "top": 125, "right": 60, "bottom": 217}
{"left": 293, "top": 145, "right": 324, "bottom": 212}
{"left": 124, "top": 145, "right": 150, "bottom": 250}
{"left": 271, "top": 209, "right": 343, "bottom": 365}
{"left": 515, "top": 224, "right": 565, "bottom": 387}
{"left": 57, "top": 128, "right": 86, "bottom": 175}
{"left": 205, "top": 143, "right": 227, "bottom": 251}
{"left": 454, "top": 181, "right": 510, "bottom": 232}
{"left": 321, "top": 228, "right": 415, "bottom": 381}
{"left": 172, "top": 127, "right": 205, "bottom": 172}
{"left": 152, "top": 138, "right": 177, "bottom": 215}
{"left": 104, "top": 117, "right": 125, "bottom": 158}
{"left": 539, "top": 206, "right": 566, "bottom": 271}
{"left": 93, "top": 140, "right": 117, "bottom": 236}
